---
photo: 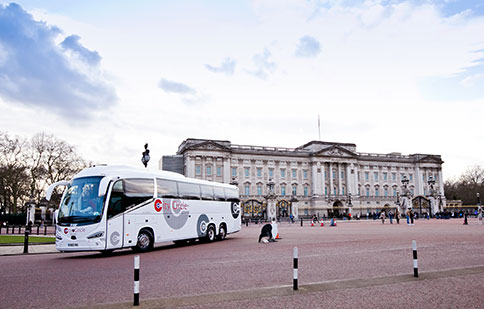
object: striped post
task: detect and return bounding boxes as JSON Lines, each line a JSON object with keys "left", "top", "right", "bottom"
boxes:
{"left": 134, "top": 255, "right": 140, "bottom": 306}
{"left": 293, "top": 247, "right": 298, "bottom": 290}
{"left": 412, "top": 240, "right": 418, "bottom": 278}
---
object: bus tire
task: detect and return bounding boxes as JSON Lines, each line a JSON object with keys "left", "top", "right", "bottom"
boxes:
{"left": 206, "top": 225, "right": 216, "bottom": 242}
{"left": 217, "top": 224, "right": 226, "bottom": 240}
{"left": 134, "top": 229, "right": 153, "bottom": 252}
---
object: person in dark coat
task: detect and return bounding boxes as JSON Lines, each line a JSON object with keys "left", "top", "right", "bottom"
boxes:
{"left": 258, "top": 223, "right": 275, "bottom": 242}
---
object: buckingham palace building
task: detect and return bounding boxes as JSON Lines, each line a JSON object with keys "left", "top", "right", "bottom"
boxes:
{"left": 161, "top": 138, "right": 446, "bottom": 220}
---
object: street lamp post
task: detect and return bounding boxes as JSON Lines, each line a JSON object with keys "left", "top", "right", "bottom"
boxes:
{"left": 141, "top": 143, "right": 150, "bottom": 168}
{"left": 265, "top": 178, "right": 276, "bottom": 221}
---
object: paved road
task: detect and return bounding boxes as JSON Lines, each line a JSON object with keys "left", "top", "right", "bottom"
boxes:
{"left": 0, "top": 219, "right": 483, "bottom": 308}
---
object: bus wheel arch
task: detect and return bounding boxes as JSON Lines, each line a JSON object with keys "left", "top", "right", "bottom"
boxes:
{"left": 134, "top": 228, "right": 154, "bottom": 252}
{"left": 217, "top": 223, "right": 227, "bottom": 240}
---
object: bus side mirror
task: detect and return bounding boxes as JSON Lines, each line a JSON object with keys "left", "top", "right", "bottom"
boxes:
{"left": 45, "top": 181, "right": 70, "bottom": 201}
{"left": 99, "top": 177, "right": 113, "bottom": 197}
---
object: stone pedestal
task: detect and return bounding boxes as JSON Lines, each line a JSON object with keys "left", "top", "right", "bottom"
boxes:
{"left": 267, "top": 198, "right": 276, "bottom": 221}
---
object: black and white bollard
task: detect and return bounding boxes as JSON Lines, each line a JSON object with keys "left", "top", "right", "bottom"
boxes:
{"left": 23, "top": 230, "right": 29, "bottom": 254}
{"left": 412, "top": 240, "right": 418, "bottom": 278}
{"left": 293, "top": 247, "right": 298, "bottom": 290}
{"left": 134, "top": 255, "right": 140, "bottom": 306}
{"left": 300, "top": 218, "right": 303, "bottom": 227}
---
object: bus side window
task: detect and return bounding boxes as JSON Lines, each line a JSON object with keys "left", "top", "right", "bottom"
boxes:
{"left": 177, "top": 182, "right": 201, "bottom": 200}
{"left": 156, "top": 178, "right": 178, "bottom": 198}
{"left": 224, "top": 188, "right": 239, "bottom": 202}
{"left": 124, "top": 179, "right": 154, "bottom": 210}
{"left": 108, "top": 180, "right": 124, "bottom": 219}
{"left": 213, "top": 187, "right": 226, "bottom": 201}
{"left": 200, "top": 185, "right": 214, "bottom": 200}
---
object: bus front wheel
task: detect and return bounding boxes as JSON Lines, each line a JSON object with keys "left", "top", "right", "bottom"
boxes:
{"left": 134, "top": 230, "right": 153, "bottom": 252}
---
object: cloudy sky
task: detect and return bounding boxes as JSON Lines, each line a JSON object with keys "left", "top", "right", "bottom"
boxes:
{"left": 0, "top": 0, "right": 483, "bottom": 180}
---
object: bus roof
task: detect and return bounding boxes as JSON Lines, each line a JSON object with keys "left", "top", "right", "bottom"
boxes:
{"left": 74, "top": 165, "right": 237, "bottom": 189}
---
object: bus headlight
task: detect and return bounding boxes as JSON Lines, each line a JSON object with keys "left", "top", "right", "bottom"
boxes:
{"left": 56, "top": 233, "right": 62, "bottom": 240}
{"left": 87, "top": 231, "right": 104, "bottom": 239}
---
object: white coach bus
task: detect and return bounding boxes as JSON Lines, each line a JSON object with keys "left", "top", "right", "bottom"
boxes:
{"left": 46, "top": 165, "right": 241, "bottom": 253}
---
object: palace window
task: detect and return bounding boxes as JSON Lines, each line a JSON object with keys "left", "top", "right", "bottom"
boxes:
{"left": 341, "top": 171, "right": 345, "bottom": 179}
{"left": 245, "top": 167, "right": 250, "bottom": 177}
{"left": 257, "top": 185, "right": 262, "bottom": 196}
{"left": 232, "top": 167, "right": 237, "bottom": 177}
{"left": 244, "top": 185, "right": 250, "bottom": 196}
{"left": 257, "top": 168, "right": 262, "bottom": 177}
{"left": 374, "top": 172, "right": 378, "bottom": 181}
{"left": 366, "top": 187, "right": 370, "bottom": 197}
{"left": 269, "top": 168, "right": 274, "bottom": 178}
{"left": 206, "top": 166, "right": 212, "bottom": 176}
{"left": 342, "top": 187, "right": 345, "bottom": 195}
{"left": 332, "top": 170, "right": 336, "bottom": 179}
{"left": 383, "top": 172, "right": 387, "bottom": 181}
{"left": 292, "top": 169, "right": 297, "bottom": 178}
{"left": 392, "top": 173, "right": 396, "bottom": 181}
{"left": 216, "top": 166, "right": 221, "bottom": 176}
{"left": 196, "top": 165, "right": 201, "bottom": 176}
{"left": 303, "top": 170, "right": 308, "bottom": 179}
{"left": 393, "top": 188, "right": 397, "bottom": 197}
{"left": 281, "top": 185, "right": 286, "bottom": 196}
{"left": 281, "top": 169, "right": 286, "bottom": 179}
{"left": 292, "top": 185, "right": 297, "bottom": 196}
{"left": 334, "top": 187, "right": 337, "bottom": 196}
{"left": 304, "top": 186, "right": 308, "bottom": 197}
{"left": 365, "top": 172, "right": 369, "bottom": 181}
{"left": 409, "top": 174, "right": 413, "bottom": 181}
{"left": 384, "top": 188, "right": 388, "bottom": 196}
{"left": 375, "top": 188, "right": 379, "bottom": 197}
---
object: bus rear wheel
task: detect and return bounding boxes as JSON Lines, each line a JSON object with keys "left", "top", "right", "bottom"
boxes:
{"left": 134, "top": 230, "right": 153, "bottom": 252}
{"left": 217, "top": 225, "right": 226, "bottom": 241}
{"left": 206, "top": 225, "right": 216, "bottom": 242}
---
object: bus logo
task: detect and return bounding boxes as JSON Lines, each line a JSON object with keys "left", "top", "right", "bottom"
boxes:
{"left": 154, "top": 199, "right": 163, "bottom": 212}
{"left": 64, "top": 228, "right": 69, "bottom": 234}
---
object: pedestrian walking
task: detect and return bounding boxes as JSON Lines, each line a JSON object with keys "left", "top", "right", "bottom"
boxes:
{"left": 478, "top": 208, "right": 483, "bottom": 225}
{"left": 380, "top": 211, "right": 386, "bottom": 224}
{"left": 389, "top": 211, "right": 393, "bottom": 224}
{"left": 395, "top": 209, "right": 400, "bottom": 224}
{"left": 409, "top": 209, "right": 415, "bottom": 225}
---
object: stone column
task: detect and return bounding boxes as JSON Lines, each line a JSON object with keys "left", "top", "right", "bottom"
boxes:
{"left": 223, "top": 157, "right": 230, "bottom": 184}
{"left": 315, "top": 162, "right": 322, "bottom": 195}
{"left": 438, "top": 169, "right": 444, "bottom": 195}
{"left": 311, "top": 162, "right": 318, "bottom": 196}
{"left": 353, "top": 164, "right": 359, "bottom": 196}
{"left": 337, "top": 163, "right": 342, "bottom": 196}
{"left": 346, "top": 163, "right": 352, "bottom": 195}
{"left": 328, "top": 162, "right": 333, "bottom": 197}
{"left": 187, "top": 155, "right": 195, "bottom": 178}
{"left": 321, "top": 162, "right": 326, "bottom": 196}
{"left": 415, "top": 166, "right": 423, "bottom": 196}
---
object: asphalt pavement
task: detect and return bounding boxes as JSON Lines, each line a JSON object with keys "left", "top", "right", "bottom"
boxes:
{"left": 1, "top": 218, "right": 483, "bottom": 308}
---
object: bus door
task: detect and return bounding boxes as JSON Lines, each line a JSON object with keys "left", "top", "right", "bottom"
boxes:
{"left": 105, "top": 180, "right": 124, "bottom": 250}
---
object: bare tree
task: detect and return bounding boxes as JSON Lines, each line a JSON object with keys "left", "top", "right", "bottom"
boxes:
{"left": 445, "top": 165, "right": 484, "bottom": 205}
{"left": 1, "top": 131, "right": 86, "bottom": 213}
{"left": 0, "top": 132, "right": 30, "bottom": 213}
{"left": 26, "top": 133, "right": 86, "bottom": 204}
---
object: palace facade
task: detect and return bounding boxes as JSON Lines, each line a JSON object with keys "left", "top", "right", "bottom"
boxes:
{"left": 161, "top": 138, "right": 445, "bottom": 219}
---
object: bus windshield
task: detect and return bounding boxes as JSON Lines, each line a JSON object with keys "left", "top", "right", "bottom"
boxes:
{"left": 58, "top": 176, "right": 105, "bottom": 225}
